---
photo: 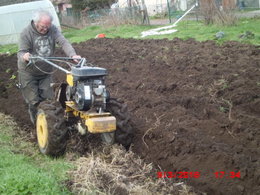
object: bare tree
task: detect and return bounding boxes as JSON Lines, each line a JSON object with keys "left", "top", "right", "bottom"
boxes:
{"left": 133, "top": 0, "right": 150, "bottom": 25}
{"left": 200, "top": 0, "right": 237, "bottom": 25}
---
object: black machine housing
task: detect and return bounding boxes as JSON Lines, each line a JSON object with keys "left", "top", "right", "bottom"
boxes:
{"left": 65, "top": 65, "right": 110, "bottom": 111}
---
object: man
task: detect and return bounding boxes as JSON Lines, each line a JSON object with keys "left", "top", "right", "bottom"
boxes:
{"left": 17, "top": 10, "right": 81, "bottom": 124}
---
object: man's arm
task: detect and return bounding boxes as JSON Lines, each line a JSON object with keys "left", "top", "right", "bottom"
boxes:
{"left": 17, "top": 30, "right": 32, "bottom": 63}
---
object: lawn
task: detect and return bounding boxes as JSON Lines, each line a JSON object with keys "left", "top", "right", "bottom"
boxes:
{"left": 1, "top": 17, "right": 259, "bottom": 55}
{"left": 62, "top": 17, "right": 260, "bottom": 45}
{"left": 0, "top": 114, "right": 72, "bottom": 195}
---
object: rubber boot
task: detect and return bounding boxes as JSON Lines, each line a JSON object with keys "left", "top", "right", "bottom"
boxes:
{"left": 28, "top": 104, "right": 38, "bottom": 125}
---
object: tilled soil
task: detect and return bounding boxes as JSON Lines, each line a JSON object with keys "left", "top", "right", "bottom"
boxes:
{"left": 0, "top": 38, "right": 259, "bottom": 195}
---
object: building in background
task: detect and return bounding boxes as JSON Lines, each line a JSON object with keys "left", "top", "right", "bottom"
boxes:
{"left": 51, "top": 0, "right": 71, "bottom": 11}
{"left": 117, "top": 0, "right": 260, "bottom": 16}
{"left": 118, "top": 0, "right": 191, "bottom": 16}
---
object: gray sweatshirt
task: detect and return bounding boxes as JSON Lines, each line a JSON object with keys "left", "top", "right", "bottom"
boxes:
{"left": 17, "top": 21, "right": 76, "bottom": 75}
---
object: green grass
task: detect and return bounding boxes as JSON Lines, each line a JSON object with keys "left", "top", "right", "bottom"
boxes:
{"left": 62, "top": 24, "right": 153, "bottom": 42}
{"left": 173, "top": 17, "right": 260, "bottom": 45}
{"left": 1, "top": 17, "right": 259, "bottom": 55}
{"left": 63, "top": 17, "right": 260, "bottom": 45}
{"left": 0, "top": 44, "right": 17, "bottom": 54}
{"left": 0, "top": 114, "right": 72, "bottom": 195}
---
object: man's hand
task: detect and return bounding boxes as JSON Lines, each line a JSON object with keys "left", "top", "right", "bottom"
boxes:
{"left": 72, "top": 55, "right": 81, "bottom": 63}
{"left": 23, "top": 52, "right": 31, "bottom": 62}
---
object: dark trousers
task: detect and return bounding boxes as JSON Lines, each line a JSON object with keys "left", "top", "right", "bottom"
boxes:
{"left": 18, "top": 71, "right": 54, "bottom": 124}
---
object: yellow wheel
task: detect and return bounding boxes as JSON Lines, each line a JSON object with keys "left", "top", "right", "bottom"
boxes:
{"left": 36, "top": 100, "right": 68, "bottom": 156}
{"left": 36, "top": 111, "right": 48, "bottom": 150}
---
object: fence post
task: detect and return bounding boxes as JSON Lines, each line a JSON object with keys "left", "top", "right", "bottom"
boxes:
{"left": 140, "top": 0, "right": 150, "bottom": 25}
{"left": 167, "top": 0, "right": 172, "bottom": 23}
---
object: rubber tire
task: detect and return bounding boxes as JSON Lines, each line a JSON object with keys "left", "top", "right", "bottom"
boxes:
{"left": 36, "top": 100, "right": 68, "bottom": 157}
{"left": 106, "top": 98, "right": 133, "bottom": 149}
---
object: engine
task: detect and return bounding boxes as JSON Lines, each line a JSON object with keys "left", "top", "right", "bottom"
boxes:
{"left": 65, "top": 66, "right": 110, "bottom": 111}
